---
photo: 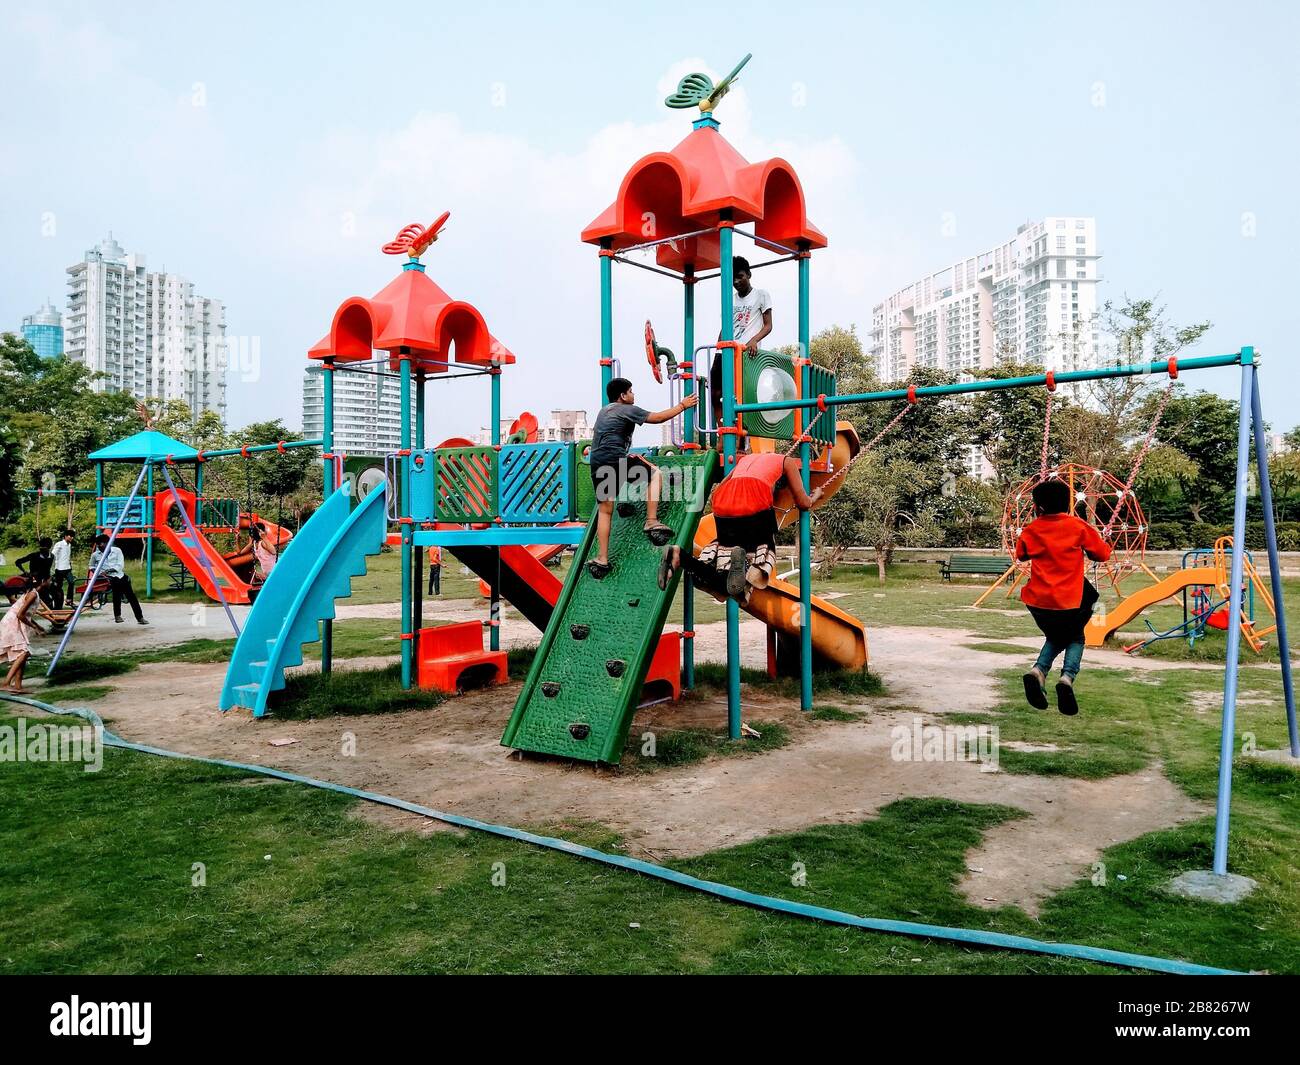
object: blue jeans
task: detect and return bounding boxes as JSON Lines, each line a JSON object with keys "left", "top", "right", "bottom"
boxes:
{"left": 1035, "top": 638, "right": 1084, "bottom": 680}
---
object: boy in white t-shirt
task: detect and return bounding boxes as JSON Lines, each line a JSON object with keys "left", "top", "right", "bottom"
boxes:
{"left": 710, "top": 256, "right": 773, "bottom": 432}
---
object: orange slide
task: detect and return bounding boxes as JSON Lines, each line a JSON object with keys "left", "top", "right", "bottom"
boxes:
{"left": 153, "top": 487, "right": 292, "bottom": 605}
{"left": 1084, "top": 567, "right": 1218, "bottom": 647}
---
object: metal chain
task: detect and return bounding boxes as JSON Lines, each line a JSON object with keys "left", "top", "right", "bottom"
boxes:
{"left": 1102, "top": 379, "right": 1177, "bottom": 539}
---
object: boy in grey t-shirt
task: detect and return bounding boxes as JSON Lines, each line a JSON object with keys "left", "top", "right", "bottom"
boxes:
{"left": 586, "top": 376, "right": 696, "bottom": 579}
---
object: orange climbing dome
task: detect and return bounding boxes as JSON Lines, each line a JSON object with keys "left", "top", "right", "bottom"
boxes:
{"left": 581, "top": 119, "right": 826, "bottom": 272}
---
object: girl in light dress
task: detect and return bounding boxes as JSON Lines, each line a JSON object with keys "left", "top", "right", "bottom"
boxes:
{"left": 1, "top": 577, "right": 50, "bottom": 693}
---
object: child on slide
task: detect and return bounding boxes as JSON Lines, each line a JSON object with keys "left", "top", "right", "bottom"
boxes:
{"left": 1016, "top": 479, "right": 1112, "bottom": 716}
{"left": 586, "top": 377, "right": 697, "bottom": 580}
{"left": 659, "top": 451, "right": 820, "bottom": 601}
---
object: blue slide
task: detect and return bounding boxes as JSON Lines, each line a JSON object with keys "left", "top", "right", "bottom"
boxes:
{"left": 220, "top": 485, "right": 387, "bottom": 717}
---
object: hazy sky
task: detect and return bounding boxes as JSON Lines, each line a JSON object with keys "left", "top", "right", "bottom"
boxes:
{"left": 4, "top": 1, "right": 1297, "bottom": 440}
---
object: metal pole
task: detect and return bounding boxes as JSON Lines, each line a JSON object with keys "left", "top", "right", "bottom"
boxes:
{"left": 399, "top": 351, "right": 413, "bottom": 689}
{"left": 490, "top": 368, "right": 502, "bottom": 653}
{"left": 797, "top": 248, "right": 814, "bottom": 712}
{"left": 1249, "top": 361, "right": 1298, "bottom": 756}
{"left": 735, "top": 351, "right": 1246, "bottom": 415}
{"left": 47, "top": 461, "right": 149, "bottom": 676}
{"left": 600, "top": 241, "right": 614, "bottom": 407}
{"left": 145, "top": 463, "right": 154, "bottom": 599}
{"left": 1212, "top": 355, "right": 1256, "bottom": 875}
{"left": 160, "top": 464, "right": 240, "bottom": 636}
{"left": 720, "top": 217, "right": 741, "bottom": 740}
{"left": 414, "top": 371, "right": 426, "bottom": 646}
{"left": 322, "top": 357, "right": 335, "bottom": 674}
{"left": 683, "top": 266, "right": 696, "bottom": 690}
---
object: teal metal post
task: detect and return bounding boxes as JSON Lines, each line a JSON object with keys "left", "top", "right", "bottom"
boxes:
{"left": 599, "top": 240, "right": 614, "bottom": 406}
{"left": 95, "top": 463, "right": 103, "bottom": 530}
{"left": 490, "top": 367, "right": 502, "bottom": 652}
{"left": 1249, "top": 367, "right": 1299, "bottom": 756}
{"left": 1212, "top": 351, "right": 1256, "bottom": 875}
{"left": 719, "top": 219, "right": 741, "bottom": 739}
{"left": 321, "top": 359, "right": 335, "bottom": 674}
{"left": 683, "top": 266, "right": 697, "bottom": 689}
{"left": 414, "top": 372, "right": 426, "bottom": 645}
{"left": 145, "top": 463, "right": 154, "bottom": 599}
{"left": 195, "top": 459, "right": 204, "bottom": 501}
{"left": 797, "top": 248, "right": 814, "bottom": 712}
{"left": 399, "top": 352, "right": 413, "bottom": 689}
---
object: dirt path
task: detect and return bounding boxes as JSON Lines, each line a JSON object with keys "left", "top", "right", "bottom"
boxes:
{"left": 39, "top": 618, "right": 1210, "bottom": 916}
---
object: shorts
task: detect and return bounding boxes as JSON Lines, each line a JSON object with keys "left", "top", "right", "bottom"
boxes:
{"left": 590, "top": 453, "right": 655, "bottom": 503}
{"left": 714, "top": 509, "right": 778, "bottom": 553}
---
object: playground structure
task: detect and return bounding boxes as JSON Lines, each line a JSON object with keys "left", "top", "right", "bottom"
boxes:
{"left": 1090, "top": 536, "right": 1279, "bottom": 654}
{"left": 19, "top": 52, "right": 1271, "bottom": 884}
{"left": 88, "top": 432, "right": 306, "bottom": 604}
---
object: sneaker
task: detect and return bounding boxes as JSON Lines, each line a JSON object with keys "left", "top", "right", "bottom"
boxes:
{"left": 1055, "top": 679, "right": 1079, "bottom": 717}
{"left": 725, "top": 546, "right": 749, "bottom": 598}
{"left": 114, "top": 616, "right": 124, "bottom": 624}
{"left": 1021, "top": 671, "right": 1048, "bottom": 710}
{"left": 137, "top": 618, "right": 149, "bottom": 626}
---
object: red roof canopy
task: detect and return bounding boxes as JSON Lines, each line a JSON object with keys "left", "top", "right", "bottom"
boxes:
{"left": 307, "top": 265, "right": 515, "bottom": 370}
{"left": 581, "top": 122, "right": 826, "bottom": 272}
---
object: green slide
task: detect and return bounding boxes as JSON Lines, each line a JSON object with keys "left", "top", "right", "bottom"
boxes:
{"left": 502, "top": 450, "right": 718, "bottom": 764}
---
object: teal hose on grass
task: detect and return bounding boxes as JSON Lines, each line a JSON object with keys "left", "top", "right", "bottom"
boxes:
{"left": 0, "top": 690, "right": 1244, "bottom": 976}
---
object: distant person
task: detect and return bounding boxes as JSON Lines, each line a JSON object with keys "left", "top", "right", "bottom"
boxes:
{"left": 89, "top": 534, "right": 148, "bottom": 626}
{"left": 1, "top": 576, "right": 50, "bottom": 693}
{"left": 51, "top": 530, "right": 76, "bottom": 609}
{"left": 659, "top": 451, "right": 820, "bottom": 600}
{"left": 16, "top": 537, "right": 56, "bottom": 608}
{"left": 586, "top": 377, "right": 697, "bottom": 580}
{"left": 427, "top": 545, "right": 442, "bottom": 595}
{"left": 250, "top": 523, "right": 278, "bottom": 580}
{"left": 710, "top": 256, "right": 773, "bottom": 432}
{"left": 1016, "top": 479, "right": 1111, "bottom": 716}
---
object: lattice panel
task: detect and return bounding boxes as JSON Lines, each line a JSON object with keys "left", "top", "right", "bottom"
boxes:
{"left": 434, "top": 446, "right": 497, "bottom": 523}
{"left": 100, "top": 496, "right": 149, "bottom": 528}
{"left": 498, "top": 443, "right": 573, "bottom": 523}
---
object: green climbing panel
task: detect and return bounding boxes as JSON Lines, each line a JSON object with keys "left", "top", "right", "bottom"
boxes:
{"left": 502, "top": 450, "right": 718, "bottom": 764}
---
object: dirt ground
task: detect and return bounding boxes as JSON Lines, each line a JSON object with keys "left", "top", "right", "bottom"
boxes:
{"left": 39, "top": 610, "right": 1211, "bottom": 917}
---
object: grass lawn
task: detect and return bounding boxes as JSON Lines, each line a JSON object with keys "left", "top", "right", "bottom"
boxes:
{"left": 4, "top": 568, "right": 1298, "bottom": 974}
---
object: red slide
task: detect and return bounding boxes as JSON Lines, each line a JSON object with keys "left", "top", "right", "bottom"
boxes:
{"left": 152, "top": 488, "right": 292, "bottom": 605}
{"left": 475, "top": 541, "right": 568, "bottom": 600}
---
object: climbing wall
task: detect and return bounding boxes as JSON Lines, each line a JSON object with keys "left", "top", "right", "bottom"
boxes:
{"left": 501, "top": 450, "right": 718, "bottom": 763}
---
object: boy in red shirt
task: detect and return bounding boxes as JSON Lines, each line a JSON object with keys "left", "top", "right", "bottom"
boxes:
{"left": 1016, "top": 479, "right": 1112, "bottom": 716}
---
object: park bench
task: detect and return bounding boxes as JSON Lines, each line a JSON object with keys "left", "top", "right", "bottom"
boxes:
{"left": 938, "top": 555, "right": 1010, "bottom": 582}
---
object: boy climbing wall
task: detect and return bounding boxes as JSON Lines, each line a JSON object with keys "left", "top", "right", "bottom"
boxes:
{"left": 1016, "top": 478, "right": 1112, "bottom": 716}
{"left": 587, "top": 376, "right": 697, "bottom": 580}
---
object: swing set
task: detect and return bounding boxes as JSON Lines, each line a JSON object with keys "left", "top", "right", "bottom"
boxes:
{"left": 974, "top": 363, "right": 1178, "bottom": 607}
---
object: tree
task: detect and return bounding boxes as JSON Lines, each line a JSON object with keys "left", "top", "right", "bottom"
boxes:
{"left": 969, "top": 360, "right": 1059, "bottom": 491}
{"left": 817, "top": 454, "right": 943, "bottom": 583}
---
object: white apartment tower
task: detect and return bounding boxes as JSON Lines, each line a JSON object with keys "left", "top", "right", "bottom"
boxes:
{"left": 302, "top": 368, "right": 403, "bottom": 455}
{"left": 64, "top": 234, "right": 227, "bottom": 417}
{"left": 870, "top": 218, "right": 1101, "bottom": 381}
{"left": 870, "top": 218, "right": 1100, "bottom": 479}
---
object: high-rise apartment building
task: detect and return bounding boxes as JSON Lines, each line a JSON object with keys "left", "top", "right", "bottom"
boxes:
{"left": 64, "top": 234, "right": 227, "bottom": 417}
{"left": 869, "top": 218, "right": 1101, "bottom": 479}
{"left": 302, "top": 367, "right": 403, "bottom": 455}
{"left": 870, "top": 218, "right": 1101, "bottom": 380}
{"left": 21, "top": 301, "right": 64, "bottom": 358}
